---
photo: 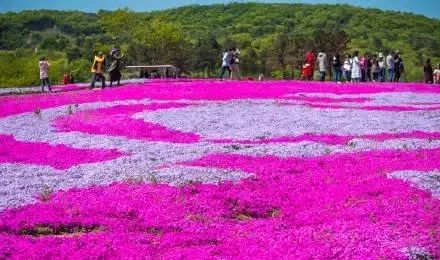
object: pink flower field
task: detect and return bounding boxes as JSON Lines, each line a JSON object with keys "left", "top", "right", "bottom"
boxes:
{"left": 0, "top": 80, "right": 439, "bottom": 259}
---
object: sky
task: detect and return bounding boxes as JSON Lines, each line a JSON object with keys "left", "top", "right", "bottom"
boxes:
{"left": 1, "top": 0, "right": 439, "bottom": 19}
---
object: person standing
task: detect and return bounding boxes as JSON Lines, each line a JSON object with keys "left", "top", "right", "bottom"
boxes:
{"left": 302, "top": 49, "right": 315, "bottom": 81}
{"left": 386, "top": 51, "right": 395, "bottom": 82}
{"left": 90, "top": 52, "right": 106, "bottom": 89}
{"left": 351, "top": 51, "right": 361, "bottom": 83}
{"left": 69, "top": 72, "right": 74, "bottom": 84}
{"left": 39, "top": 57, "right": 51, "bottom": 92}
{"left": 366, "top": 54, "right": 372, "bottom": 82}
{"left": 371, "top": 55, "right": 380, "bottom": 82}
{"left": 332, "top": 54, "right": 342, "bottom": 83}
{"left": 434, "top": 64, "right": 440, "bottom": 84}
{"left": 63, "top": 73, "right": 70, "bottom": 85}
{"left": 317, "top": 50, "right": 328, "bottom": 81}
{"left": 230, "top": 48, "right": 241, "bottom": 80}
{"left": 360, "top": 54, "right": 367, "bottom": 82}
{"left": 424, "top": 59, "right": 434, "bottom": 84}
{"left": 378, "top": 53, "right": 385, "bottom": 82}
{"left": 393, "top": 51, "right": 403, "bottom": 82}
{"left": 342, "top": 54, "right": 352, "bottom": 82}
{"left": 108, "top": 47, "right": 125, "bottom": 87}
{"left": 219, "top": 49, "right": 233, "bottom": 80}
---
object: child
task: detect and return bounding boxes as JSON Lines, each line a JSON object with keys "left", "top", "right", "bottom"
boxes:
{"left": 434, "top": 64, "right": 440, "bottom": 84}
{"left": 300, "top": 63, "right": 313, "bottom": 81}
{"left": 39, "top": 57, "right": 51, "bottom": 92}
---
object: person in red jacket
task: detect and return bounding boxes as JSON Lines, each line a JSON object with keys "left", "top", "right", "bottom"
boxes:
{"left": 301, "top": 49, "right": 315, "bottom": 81}
{"left": 63, "top": 73, "right": 70, "bottom": 85}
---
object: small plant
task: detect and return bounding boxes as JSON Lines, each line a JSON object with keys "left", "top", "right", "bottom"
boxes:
{"left": 20, "top": 224, "right": 102, "bottom": 237}
{"left": 147, "top": 172, "right": 159, "bottom": 184}
{"left": 66, "top": 105, "right": 73, "bottom": 115}
{"left": 324, "top": 148, "right": 332, "bottom": 154}
{"left": 231, "top": 144, "right": 241, "bottom": 150}
{"left": 145, "top": 226, "right": 164, "bottom": 236}
{"left": 34, "top": 107, "right": 41, "bottom": 117}
{"left": 127, "top": 175, "right": 145, "bottom": 185}
{"left": 38, "top": 185, "right": 53, "bottom": 202}
{"left": 267, "top": 207, "right": 281, "bottom": 218}
{"left": 347, "top": 141, "right": 356, "bottom": 148}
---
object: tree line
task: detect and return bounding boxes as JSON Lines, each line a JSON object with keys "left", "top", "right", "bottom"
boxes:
{"left": 0, "top": 3, "right": 439, "bottom": 86}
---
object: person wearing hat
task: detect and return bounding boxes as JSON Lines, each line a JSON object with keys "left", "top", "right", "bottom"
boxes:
{"left": 90, "top": 51, "right": 106, "bottom": 89}
{"left": 108, "top": 47, "right": 125, "bottom": 87}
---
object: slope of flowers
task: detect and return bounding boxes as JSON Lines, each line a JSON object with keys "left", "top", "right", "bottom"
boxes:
{"left": 0, "top": 80, "right": 439, "bottom": 259}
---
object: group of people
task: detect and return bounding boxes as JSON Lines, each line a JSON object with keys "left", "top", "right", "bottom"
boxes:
{"left": 38, "top": 47, "right": 125, "bottom": 92}
{"left": 89, "top": 47, "right": 125, "bottom": 89}
{"left": 302, "top": 49, "right": 409, "bottom": 83}
{"left": 424, "top": 59, "right": 440, "bottom": 84}
{"left": 219, "top": 48, "right": 241, "bottom": 80}
{"left": 39, "top": 47, "right": 440, "bottom": 91}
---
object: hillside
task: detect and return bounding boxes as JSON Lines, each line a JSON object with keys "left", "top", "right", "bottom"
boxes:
{"left": 0, "top": 3, "right": 439, "bottom": 86}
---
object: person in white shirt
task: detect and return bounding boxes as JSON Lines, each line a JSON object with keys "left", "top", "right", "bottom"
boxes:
{"left": 386, "top": 51, "right": 395, "bottom": 82}
{"left": 219, "top": 49, "right": 233, "bottom": 80}
{"left": 351, "top": 51, "right": 361, "bottom": 83}
{"left": 378, "top": 52, "right": 385, "bottom": 82}
{"left": 342, "top": 54, "right": 352, "bottom": 82}
{"left": 317, "top": 50, "right": 328, "bottom": 81}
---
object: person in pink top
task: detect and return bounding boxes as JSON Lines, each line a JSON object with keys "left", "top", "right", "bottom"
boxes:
{"left": 39, "top": 57, "right": 51, "bottom": 92}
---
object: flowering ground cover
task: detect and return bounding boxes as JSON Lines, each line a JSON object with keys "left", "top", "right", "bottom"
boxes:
{"left": 0, "top": 80, "right": 439, "bottom": 259}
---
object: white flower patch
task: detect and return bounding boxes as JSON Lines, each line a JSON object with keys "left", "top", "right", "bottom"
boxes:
{"left": 224, "top": 139, "right": 440, "bottom": 158}
{"left": 152, "top": 165, "right": 251, "bottom": 185}
{"left": 288, "top": 92, "right": 440, "bottom": 108}
{"left": 137, "top": 99, "right": 440, "bottom": 140}
{"left": 388, "top": 170, "right": 440, "bottom": 198}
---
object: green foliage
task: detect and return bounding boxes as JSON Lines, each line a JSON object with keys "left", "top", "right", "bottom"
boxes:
{"left": 1, "top": 3, "right": 440, "bottom": 86}
{"left": 69, "top": 59, "right": 92, "bottom": 83}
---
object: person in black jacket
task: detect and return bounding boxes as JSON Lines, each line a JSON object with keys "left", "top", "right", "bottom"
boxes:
{"left": 108, "top": 48, "right": 125, "bottom": 87}
{"left": 424, "top": 59, "right": 434, "bottom": 84}
{"left": 332, "top": 54, "right": 342, "bottom": 83}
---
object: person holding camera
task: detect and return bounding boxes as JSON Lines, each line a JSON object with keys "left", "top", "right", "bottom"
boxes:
{"left": 39, "top": 57, "right": 51, "bottom": 92}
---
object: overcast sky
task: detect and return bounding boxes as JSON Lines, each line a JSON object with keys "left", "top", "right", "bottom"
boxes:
{"left": 1, "top": 0, "right": 439, "bottom": 19}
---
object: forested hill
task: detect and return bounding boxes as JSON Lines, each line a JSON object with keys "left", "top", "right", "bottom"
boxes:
{"left": 1, "top": 3, "right": 439, "bottom": 87}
